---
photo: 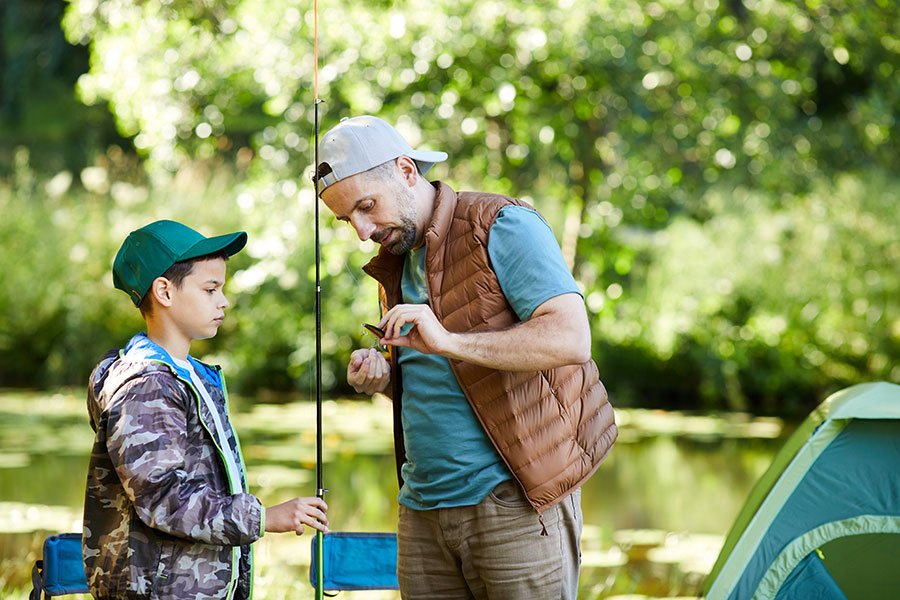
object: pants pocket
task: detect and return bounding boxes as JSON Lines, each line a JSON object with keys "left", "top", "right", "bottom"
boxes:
{"left": 486, "top": 479, "right": 530, "bottom": 509}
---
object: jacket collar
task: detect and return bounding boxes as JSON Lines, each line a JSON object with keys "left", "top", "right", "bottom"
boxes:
{"left": 123, "top": 333, "right": 220, "bottom": 387}
{"left": 423, "top": 181, "right": 458, "bottom": 253}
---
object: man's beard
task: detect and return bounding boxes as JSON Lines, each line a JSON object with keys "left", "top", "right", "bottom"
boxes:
{"left": 382, "top": 217, "right": 417, "bottom": 255}
{"left": 381, "top": 184, "right": 419, "bottom": 255}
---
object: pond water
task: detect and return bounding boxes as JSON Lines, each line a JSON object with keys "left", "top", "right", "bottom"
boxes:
{"left": 0, "top": 391, "right": 785, "bottom": 599}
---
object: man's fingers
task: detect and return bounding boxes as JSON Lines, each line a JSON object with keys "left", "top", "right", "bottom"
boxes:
{"left": 348, "top": 351, "right": 373, "bottom": 390}
{"left": 368, "top": 349, "right": 381, "bottom": 378}
{"left": 349, "top": 349, "right": 368, "bottom": 371}
{"left": 348, "top": 348, "right": 389, "bottom": 394}
{"left": 381, "top": 304, "right": 431, "bottom": 340}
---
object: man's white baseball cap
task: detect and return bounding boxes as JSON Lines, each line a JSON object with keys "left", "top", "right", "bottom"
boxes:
{"left": 315, "top": 115, "right": 448, "bottom": 196}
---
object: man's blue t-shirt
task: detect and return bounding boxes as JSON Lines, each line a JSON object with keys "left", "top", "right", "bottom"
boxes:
{"left": 397, "top": 205, "right": 582, "bottom": 510}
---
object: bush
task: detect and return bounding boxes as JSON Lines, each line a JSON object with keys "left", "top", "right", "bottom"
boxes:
{"left": 0, "top": 147, "right": 377, "bottom": 394}
{"left": 593, "top": 170, "right": 899, "bottom": 416}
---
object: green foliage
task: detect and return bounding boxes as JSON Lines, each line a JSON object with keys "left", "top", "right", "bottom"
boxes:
{"left": 1, "top": 0, "right": 898, "bottom": 412}
{"left": 0, "top": 0, "right": 123, "bottom": 173}
{"left": 0, "top": 148, "right": 379, "bottom": 392}
{"left": 59, "top": 0, "right": 898, "bottom": 201}
{"left": 0, "top": 149, "right": 130, "bottom": 386}
{"left": 595, "top": 171, "right": 899, "bottom": 414}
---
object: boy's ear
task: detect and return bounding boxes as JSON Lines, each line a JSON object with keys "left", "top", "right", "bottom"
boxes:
{"left": 149, "top": 277, "right": 175, "bottom": 308}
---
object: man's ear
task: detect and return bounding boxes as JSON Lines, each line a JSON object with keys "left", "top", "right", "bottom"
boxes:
{"left": 396, "top": 156, "right": 419, "bottom": 187}
{"left": 149, "top": 277, "right": 175, "bottom": 308}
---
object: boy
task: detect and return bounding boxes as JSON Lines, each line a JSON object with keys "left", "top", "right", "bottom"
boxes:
{"left": 83, "top": 219, "right": 328, "bottom": 599}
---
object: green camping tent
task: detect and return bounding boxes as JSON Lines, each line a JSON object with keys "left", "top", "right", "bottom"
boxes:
{"left": 703, "top": 381, "right": 900, "bottom": 600}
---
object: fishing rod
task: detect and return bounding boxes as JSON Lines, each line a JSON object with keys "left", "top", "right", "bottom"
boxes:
{"left": 313, "top": 0, "right": 326, "bottom": 597}
{"left": 309, "top": 10, "right": 401, "bottom": 597}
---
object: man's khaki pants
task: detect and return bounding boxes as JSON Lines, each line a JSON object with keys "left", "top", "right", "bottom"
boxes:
{"left": 397, "top": 480, "right": 583, "bottom": 599}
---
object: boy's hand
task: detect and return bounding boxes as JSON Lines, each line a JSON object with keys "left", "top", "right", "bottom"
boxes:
{"left": 265, "top": 497, "right": 329, "bottom": 535}
{"left": 348, "top": 348, "right": 390, "bottom": 395}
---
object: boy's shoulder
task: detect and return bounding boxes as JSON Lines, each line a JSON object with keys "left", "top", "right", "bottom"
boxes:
{"left": 95, "top": 353, "right": 183, "bottom": 404}
{"left": 89, "top": 335, "right": 187, "bottom": 411}
{"left": 88, "top": 333, "right": 226, "bottom": 417}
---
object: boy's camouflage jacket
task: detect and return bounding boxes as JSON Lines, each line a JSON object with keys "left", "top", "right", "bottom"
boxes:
{"left": 83, "top": 333, "right": 264, "bottom": 599}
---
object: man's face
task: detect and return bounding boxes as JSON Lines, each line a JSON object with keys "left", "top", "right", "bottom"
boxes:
{"left": 321, "top": 166, "right": 420, "bottom": 255}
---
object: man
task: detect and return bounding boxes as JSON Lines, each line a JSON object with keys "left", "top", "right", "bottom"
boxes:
{"left": 316, "top": 115, "right": 616, "bottom": 599}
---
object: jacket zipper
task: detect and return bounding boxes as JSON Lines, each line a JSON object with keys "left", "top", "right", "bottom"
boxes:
{"left": 152, "top": 359, "right": 244, "bottom": 599}
{"left": 219, "top": 366, "right": 255, "bottom": 600}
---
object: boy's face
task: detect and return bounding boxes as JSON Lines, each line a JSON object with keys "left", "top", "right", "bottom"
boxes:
{"left": 167, "top": 257, "right": 230, "bottom": 341}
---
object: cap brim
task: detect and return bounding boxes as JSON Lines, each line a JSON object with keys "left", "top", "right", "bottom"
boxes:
{"left": 409, "top": 150, "right": 448, "bottom": 175}
{"left": 178, "top": 231, "right": 248, "bottom": 262}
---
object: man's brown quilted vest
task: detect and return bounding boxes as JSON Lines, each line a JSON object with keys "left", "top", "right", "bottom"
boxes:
{"left": 363, "top": 182, "right": 617, "bottom": 513}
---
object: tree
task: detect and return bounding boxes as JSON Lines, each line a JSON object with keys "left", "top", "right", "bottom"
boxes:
{"left": 3, "top": 0, "right": 891, "bottom": 408}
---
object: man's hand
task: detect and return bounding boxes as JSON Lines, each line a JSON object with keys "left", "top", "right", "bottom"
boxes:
{"left": 379, "top": 294, "right": 591, "bottom": 371}
{"left": 348, "top": 348, "right": 390, "bottom": 394}
{"left": 265, "top": 497, "right": 329, "bottom": 536}
{"left": 379, "top": 304, "right": 451, "bottom": 355}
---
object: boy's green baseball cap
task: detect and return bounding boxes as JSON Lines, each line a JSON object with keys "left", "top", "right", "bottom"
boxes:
{"left": 113, "top": 219, "right": 247, "bottom": 307}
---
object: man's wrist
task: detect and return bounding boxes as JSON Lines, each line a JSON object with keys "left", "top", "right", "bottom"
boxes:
{"left": 440, "top": 331, "right": 465, "bottom": 361}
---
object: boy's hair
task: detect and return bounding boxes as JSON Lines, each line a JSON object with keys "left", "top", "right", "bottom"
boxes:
{"left": 139, "top": 250, "right": 230, "bottom": 317}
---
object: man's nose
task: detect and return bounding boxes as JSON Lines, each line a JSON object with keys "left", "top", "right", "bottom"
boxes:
{"left": 352, "top": 218, "right": 376, "bottom": 241}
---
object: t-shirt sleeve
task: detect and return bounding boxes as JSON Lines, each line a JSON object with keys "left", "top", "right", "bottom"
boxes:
{"left": 487, "top": 205, "right": 581, "bottom": 322}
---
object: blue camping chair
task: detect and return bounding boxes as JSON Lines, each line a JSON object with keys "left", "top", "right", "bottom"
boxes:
{"left": 30, "top": 533, "right": 89, "bottom": 599}
{"left": 30, "top": 530, "right": 398, "bottom": 598}
{"left": 309, "top": 532, "right": 399, "bottom": 593}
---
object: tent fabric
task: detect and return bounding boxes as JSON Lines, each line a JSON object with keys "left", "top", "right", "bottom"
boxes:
{"left": 709, "top": 380, "right": 900, "bottom": 585}
{"left": 710, "top": 417, "right": 847, "bottom": 592}
{"left": 818, "top": 532, "right": 900, "bottom": 598}
{"left": 309, "top": 532, "right": 399, "bottom": 591}
{"left": 772, "top": 552, "right": 847, "bottom": 600}
{"left": 757, "top": 515, "right": 900, "bottom": 598}
{"left": 704, "top": 382, "right": 900, "bottom": 600}
{"left": 748, "top": 420, "right": 900, "bottom": 597}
